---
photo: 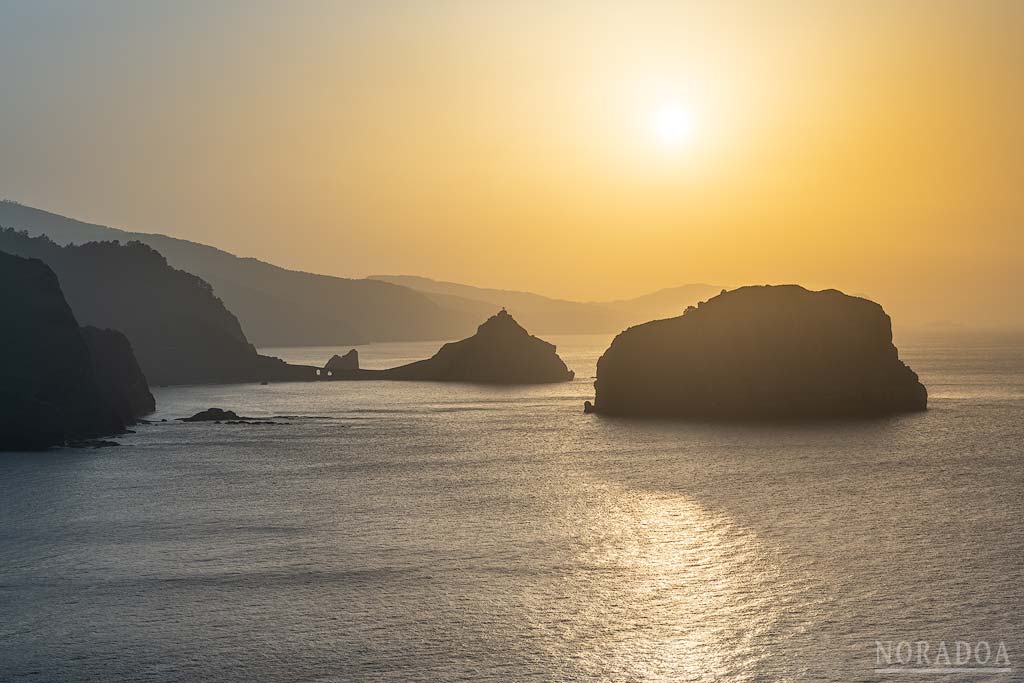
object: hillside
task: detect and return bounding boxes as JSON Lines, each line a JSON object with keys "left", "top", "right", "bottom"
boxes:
{"left": 1, "top": 201, "right": 720, "bottom": 342}
{"left": 0, "top": 201, "right": 478, "bottom": 346}
{"left": 0, "top": 229, "right": 309, "bottom": 385}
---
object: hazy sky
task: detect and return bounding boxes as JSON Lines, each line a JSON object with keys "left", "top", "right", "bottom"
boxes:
{"left": 1, "top": 1, "right": 1021, "bottom": 327}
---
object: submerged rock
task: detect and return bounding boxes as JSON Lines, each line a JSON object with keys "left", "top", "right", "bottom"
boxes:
{"left": 333, "top": 309, "right": 574, "bottom": 384}
{"left": 181, "top": 408, "right": 245, "bottom": 422}
{"left": 589, "top": 285, "right": 927, "bottom": 419}
{"left": 65, "top": 439, "right": 122, "bottom": 449}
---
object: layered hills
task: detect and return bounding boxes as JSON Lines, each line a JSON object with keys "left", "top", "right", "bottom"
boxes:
{"left": 1, "top": 201, "right": 719, "bottom": 344}
{"left": 0, "top": 201, "right": 478, "bottom": 346}
{"left": 0, "top": 229, "right": 311, "bottom": 385}
{"left": 370, "top": 275, "right": 721, "bottom": 334}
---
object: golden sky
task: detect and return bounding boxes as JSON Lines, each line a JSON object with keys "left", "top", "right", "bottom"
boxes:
{"left": 1, "top": 1, "right": 1021, "bottom": 328}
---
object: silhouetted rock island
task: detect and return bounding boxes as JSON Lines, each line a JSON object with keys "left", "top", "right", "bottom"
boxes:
{"left": 327, "top": 310, "right": 574, "bottom": 384}
{"left": 324, "top": 350, "right": 359, "bottom": 373}
{"left": 589, "top": 285, "right": 927, "bottom": 418}
{"left": 0, "top": 251, "right": 154, "bottom": 450}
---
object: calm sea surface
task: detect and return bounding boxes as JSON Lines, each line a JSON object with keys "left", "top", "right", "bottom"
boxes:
{"left": 2, "top": 332, "right": 1022, "bottom": 682}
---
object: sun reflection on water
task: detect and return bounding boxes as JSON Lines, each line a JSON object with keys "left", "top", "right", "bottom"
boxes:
{"left": 520, "top": 482, "right": 787, "bottom": 682}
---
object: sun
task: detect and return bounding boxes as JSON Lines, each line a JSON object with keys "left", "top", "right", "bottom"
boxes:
{"left": 648, "top": 103, "right": 696, "bottom": 150}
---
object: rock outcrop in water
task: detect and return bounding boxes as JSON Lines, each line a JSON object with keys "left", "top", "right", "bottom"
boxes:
{"left": 329, "top": 310, "right": 575, "bottom": 384}
{"left": 0, "top": 251, "right": 154, "bottom": 450}
{"left": 324, "top": 350, "right": 359, "bottom": 373}
{"left": 589, "top": 285, "right": 927, "bottom": 418}
{"left": 178, "top": 408, "right": 282, "bottom": 425}
{"left": 181, "top": 408, "right": 245, "bottom": 422}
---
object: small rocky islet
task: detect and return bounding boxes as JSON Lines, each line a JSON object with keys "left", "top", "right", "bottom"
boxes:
{"left": 178, "top": 408, "right": 281, "bottom": 425}
{"left": 321, "top": 309, "right": 575, "bottom": 384}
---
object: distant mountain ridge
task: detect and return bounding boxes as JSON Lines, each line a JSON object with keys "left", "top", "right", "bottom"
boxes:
{"left": 1, "top": 200, "right": 721, "bottom": 343}
{"left": 370, "top": 275, "right": 722, "bottom": 333}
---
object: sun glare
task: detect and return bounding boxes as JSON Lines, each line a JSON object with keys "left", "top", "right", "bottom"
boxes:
{"left": 649, "top": 104, "right": 696, "bottom": 150}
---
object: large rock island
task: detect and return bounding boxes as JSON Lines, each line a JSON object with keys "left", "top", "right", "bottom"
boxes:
{"left": 588, "top": 285, "right": 927, "bottom": 418}
{"left": 0, "top": 251, "right": 155, "bottom": 449}
{"left": 327, "top": 310, "right": 574, "bottom": 384}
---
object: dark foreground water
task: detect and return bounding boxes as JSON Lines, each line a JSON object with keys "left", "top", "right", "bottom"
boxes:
{"left": 2, "top": 333, "right": 1022, "bottom": 682}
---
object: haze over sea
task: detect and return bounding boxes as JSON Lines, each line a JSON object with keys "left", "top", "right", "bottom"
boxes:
{"left": 2, "top": 332, "right": 1022, "bottom": 682}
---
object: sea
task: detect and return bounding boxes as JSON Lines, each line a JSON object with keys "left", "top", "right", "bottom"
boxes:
{"left": 1, "top": 332, "right": 1022, "bottom": 682}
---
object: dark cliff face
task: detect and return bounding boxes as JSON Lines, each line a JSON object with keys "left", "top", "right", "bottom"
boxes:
{"left": 336, "top": 310, "right": 575, "bottom": 384}
{"left": 0, "top": 229, "right": 312, "bottom": 385}
{"left": 80, "top": 326, "right": 156, "bottom": 425}
{"left": 592, "top": 285, "right": 927, "bottom": 418}
{"left": 0, "top": 252, "right": 150, "bottom": 450}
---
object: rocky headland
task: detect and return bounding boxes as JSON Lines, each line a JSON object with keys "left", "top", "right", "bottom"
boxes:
{"left": 0, "top": 229, "right": 316, "bottom": 385}
{"left": 0, "top": 251, "right": 155, "bottom": 449}
{"left": 80, "top": 326, "right": 156, "bottom": 426}
{"left": 589, "top": 285, "right": 927, "bottom": 418}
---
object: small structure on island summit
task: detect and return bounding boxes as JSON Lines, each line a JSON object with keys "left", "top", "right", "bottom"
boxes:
{"left": 587, "top": 285, "right": 927, "bottom": 419}
{"left": 323, "top": 309, "right": 574, "bottom": 384}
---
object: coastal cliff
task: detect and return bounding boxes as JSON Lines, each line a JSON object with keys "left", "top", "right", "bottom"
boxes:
{"left": 80, "top": 326, "right": 156, "bottom": 425}
{"left": 590, "top": 285, "right": 927, "bottom": 418}
{"left": 0, "top": 229, "right": 314, "bottom": 385}
{"left": 329, "top": 310, "right": 575, "bottom": 384}
{"left": 0, "top": 251, "right": 153, "bottom": 449}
